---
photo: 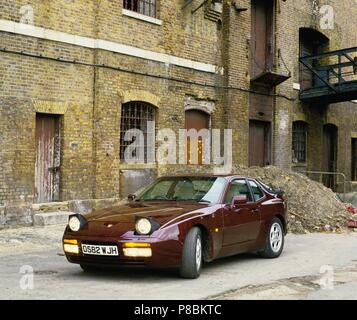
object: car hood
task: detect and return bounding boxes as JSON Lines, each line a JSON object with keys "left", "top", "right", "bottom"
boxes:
{"left": 85, "top": 201, "right": 209, "bottom": 226}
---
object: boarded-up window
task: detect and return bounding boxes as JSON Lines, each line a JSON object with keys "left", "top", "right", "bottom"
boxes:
{"left": 120, "top": 101, "right": 156, "bottom": 162}
{"left": 120, "top": 169, "right": 156, "bottom": 198}
{"left": 123, "top": 0, "right": 156, "bottom": 18}
{"left": 292, "top": 121, "right": 308, "bottom": 163}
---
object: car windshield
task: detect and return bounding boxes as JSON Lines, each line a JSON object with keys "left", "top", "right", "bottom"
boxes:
{"left": 136, "top": 177, "right": 226, "bottom": 203}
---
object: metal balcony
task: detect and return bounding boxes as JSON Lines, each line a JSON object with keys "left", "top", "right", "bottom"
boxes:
{"left": 299, "top": 46, "right": 357, "bottom": 104}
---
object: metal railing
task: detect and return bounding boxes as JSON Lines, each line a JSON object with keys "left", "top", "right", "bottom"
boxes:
{"left": 123, "top": 0, "right": 157, "bottom": 18}
{"left": 299, "top": 46, "right": 357, "bottom": 93}
{"left": 302, "top": 171, "right": 346, "bottom": 201}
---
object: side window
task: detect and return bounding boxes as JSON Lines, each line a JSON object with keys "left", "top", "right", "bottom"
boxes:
{"left": 224, "top": 180, "right": 252, "bottom": 204}
{"left": 248, "top": 180, "right": 264, "bottom": 201}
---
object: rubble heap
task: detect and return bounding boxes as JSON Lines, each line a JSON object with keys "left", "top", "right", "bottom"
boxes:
{"left": 234, "top": 166, "right": 351, "bottom": 234}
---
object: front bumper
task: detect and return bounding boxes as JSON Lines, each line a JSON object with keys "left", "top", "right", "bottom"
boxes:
{"left": 63, "top": 235, "right": 183, "bottom": 268}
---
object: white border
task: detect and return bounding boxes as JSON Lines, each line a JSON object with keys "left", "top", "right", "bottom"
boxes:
{"left": 0, "top": 19, "right": 217, "bottom": 74}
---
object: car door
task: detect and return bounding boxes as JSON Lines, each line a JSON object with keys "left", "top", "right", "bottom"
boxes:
{"left": 222, "top": 179, "right": 261, "bottom": 246}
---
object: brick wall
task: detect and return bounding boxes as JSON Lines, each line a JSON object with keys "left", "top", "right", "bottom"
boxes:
{"left": 0, "top": 0, "right": 356, "bottom": 226}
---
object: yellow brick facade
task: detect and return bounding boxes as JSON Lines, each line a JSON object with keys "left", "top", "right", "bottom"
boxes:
{"left": 0, "top": 0, "right": 356, "bottom": 226}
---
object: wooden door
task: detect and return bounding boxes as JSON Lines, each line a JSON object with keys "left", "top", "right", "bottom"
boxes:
{"left": 251, "top": 0, "right": 274, "bottom": 77}
{"left": 249, "top": 120, "right": 271, "bottom": 167}
{"left": 322, "top": 124, "right": 338, "bottom": 188}
{"left": 352, "top": 139, "right": 357, "bottom": 181}
{"left": 185, "top": 110, "right": 210, "bottom": 165}
{"left": 35, "top": 114, "right": 61, "bottom": 203}
{"left": 299, "top": 37, "right": 314, "bottom": 90}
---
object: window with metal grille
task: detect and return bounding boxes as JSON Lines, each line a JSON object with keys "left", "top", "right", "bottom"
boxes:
{"left": 292, "top": 121, "right": 308, "bottom": 163}
{"left": 120, "top": 101, "right": 156, "bottom": 162}
{"left": 123, "top": 0, "right": 157, "bottom": 18}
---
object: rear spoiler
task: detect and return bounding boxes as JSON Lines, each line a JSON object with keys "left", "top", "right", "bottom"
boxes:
{"left": 274, "top": 189, "right": 285, "bottom": 197}
{"left": 257, "top": 180, "right": 285, "bottom": 197}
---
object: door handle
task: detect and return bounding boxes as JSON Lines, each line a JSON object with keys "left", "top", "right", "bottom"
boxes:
{"left": 251, "top": 208, "right": 260, "bottom": 214}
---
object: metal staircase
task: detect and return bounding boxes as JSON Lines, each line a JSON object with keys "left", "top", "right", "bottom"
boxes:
{"left": 299, "top": 46, "right": 357, "bottom": 104}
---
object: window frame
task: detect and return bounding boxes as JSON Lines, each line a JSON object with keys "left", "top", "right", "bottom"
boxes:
{"left": 119, "top": 101, "right": 157, "bottom": 163}
{"left": 292, "top": 121, "right": 308, "bottom": 164}
{"left": 223, "top": 179, "right": 255, "bottom": 205}
{"left": 247, "top": 179, "right": 266, "bottom": 203}
{"left": 123, "top": 0, "right": 158, "bottom": 19}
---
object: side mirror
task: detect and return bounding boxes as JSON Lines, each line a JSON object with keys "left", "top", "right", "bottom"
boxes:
{"left": 232, "top": 195, "right": 248, "bottom": 208}
{"left": 128, "top": 194, "right": 137, "bottom": 202}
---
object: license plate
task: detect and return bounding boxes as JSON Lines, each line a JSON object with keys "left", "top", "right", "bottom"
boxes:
{"left": 81, "top": 244, "right": 119, "bottom": 256}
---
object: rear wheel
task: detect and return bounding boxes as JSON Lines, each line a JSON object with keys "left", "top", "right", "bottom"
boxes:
{"left": 259, "top": 217, "right": 284, "bottom": 258}
{"left": 180, "top": 227, "right": 202, "bottom": 279}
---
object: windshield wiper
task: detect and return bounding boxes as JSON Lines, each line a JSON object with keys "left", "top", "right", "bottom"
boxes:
{"left": 199, "top": 199, "right": 211, "bottom": 203}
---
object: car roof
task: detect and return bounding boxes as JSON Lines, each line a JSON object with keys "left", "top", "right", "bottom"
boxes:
{"left": 160, "top": 174, "right": 257, "bottom": 181}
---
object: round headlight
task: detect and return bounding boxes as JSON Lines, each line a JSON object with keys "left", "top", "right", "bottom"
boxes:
{"left": 68, "top": 216, "right": 81, "bottom": 232}
{"left": 136, "top": 218, "right": 152, "bottom": 235}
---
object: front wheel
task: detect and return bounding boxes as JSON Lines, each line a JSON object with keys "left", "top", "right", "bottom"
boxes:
{"left": 180, "top": 227, "right": 203, "bottom": 279}
{"left": 259, "top": 218, "right": 284, "bottom": 258}
{"left": 80, "top": 264, "right": 100, "bottom": 273}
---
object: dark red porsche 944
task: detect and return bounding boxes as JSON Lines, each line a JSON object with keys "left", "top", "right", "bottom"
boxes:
{"left": 63, "top": 175, "right": 287, "bottom": 279}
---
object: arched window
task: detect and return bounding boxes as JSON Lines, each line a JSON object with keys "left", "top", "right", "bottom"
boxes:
{"left": 120, "top": 101, "right": 156, "bottom": 162}
{"left": 292, "top": 121, "right": 308, "bottom": 163}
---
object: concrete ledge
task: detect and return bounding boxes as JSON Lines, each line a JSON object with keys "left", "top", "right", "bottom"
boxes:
{"left": 0, "top": 19, "right": 217, "bottom": 73}
{"left": 32, "top": 202, "right": 69, "bottom": 213}
{"left": 122, "top": 9, "right": 162, "bottom": 26}
{"left": 34, "top": 211, "right": 72, "bottom": 227}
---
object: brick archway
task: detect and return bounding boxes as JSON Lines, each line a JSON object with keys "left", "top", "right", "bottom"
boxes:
{"left": 121, "top": 90, "right": 160, "bottom": 108}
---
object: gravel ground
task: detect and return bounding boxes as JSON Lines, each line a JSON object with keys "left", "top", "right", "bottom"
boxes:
{"left": 0, "top": 225, "right": 66, "bottom": 257}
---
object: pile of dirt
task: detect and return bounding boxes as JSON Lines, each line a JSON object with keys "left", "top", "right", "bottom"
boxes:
{"left": 234, "top": 166, "right": 351, "bottom": 234}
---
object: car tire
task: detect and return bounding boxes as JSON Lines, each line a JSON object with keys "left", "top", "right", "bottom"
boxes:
{"left": 80, "top": 264, "right": 100, "bottom": 273}
{"left": 180, "top": 227, "right": 203, "bottom": 279}
{"left": 259, "top": 217, "right": 284, "bottom": 259}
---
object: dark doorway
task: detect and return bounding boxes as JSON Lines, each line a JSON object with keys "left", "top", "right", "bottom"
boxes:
{"left": 251, "top": 0, "right": 275, "bottom": 78}
{"left": 249, "top": 120, "right": 271, "bottom": 167}
{"left": 352, "top": 138, "right": 357, "bottom": 181}
{"left": 299, "top": 28, "right": 329, "bottom": 90}
{"left": 322, "top": 124, "right": 338, "bottom": 188}
{"left": 185, "top": 109, "right": 210, "bottom": 165}
{"left": 35, "top": 114, "right": 61, "bottom": 203}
